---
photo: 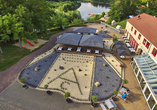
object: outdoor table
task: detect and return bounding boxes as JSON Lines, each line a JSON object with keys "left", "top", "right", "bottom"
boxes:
{"left": 120, "top": 88, "right": 127, "bottom": 93}
{"left": 104, "top": 29, "right": 107, "bottom": 32}
{"left": 104, "top": 99, "right": 114, "bottom": 109}
{"left": 129, "top": 48, "right": 135, "bottom": 52}
{"left": 122, "top": 35, "right": 126, "bottom": 38}
{"left": 58, "top": 47, "right": 63, "bottom": 51}
{"left": 76, "top": 47, "right": 81, "bottom": 52}
{"left": 126, "top": 43, "right": 131, "bottom": 47}
{"left": 110, "top": 99, "right": 117, "bottom": 108}
{"left": 125, "top": 39, "right": 130, "bottom": 43}
{"left": 86, "top": 49, "right": 91, "bottom": 53}
{"left": 67, "top": 47, "right": 72, "bottom": 51}
{"left": 120, "top": 56, "right": 125, "bottom": 59}
{"left": 124, "top": 38, "right": 128, "bottom": 40}
{"left": 95, "top": 50, "right": 99, "bottom": 54}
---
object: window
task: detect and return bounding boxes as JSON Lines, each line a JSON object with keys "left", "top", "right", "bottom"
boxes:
{"left": 143, "top": 38, "right": 146, "bottom": 45}
{"left": 125, "top": 29, "right": 127, "bottom": 33}
{"left": 131, "top": 27, "right": 133, "bottom": 31}
{"left": 138, "top": 34, "right": 141, "bottom": 40}
{"left": 146, "top": 42, "right": 150, "bottom": 49}
{"left": 134, "top": 30, "right": 137, "bottom": 35}
{"left": 152, "top": 48, "right": 157, "bottom": 57}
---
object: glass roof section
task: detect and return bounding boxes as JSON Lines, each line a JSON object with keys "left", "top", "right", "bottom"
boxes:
{"left": 134, "top": 54, "right": 157, "bottom": 97}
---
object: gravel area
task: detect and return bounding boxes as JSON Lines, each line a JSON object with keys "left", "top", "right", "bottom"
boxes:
{"left": 92, "top": 56, "right": 121, "bottom": 100}
{"left": 20, "top": 52, "right": 60, "bottom": 87}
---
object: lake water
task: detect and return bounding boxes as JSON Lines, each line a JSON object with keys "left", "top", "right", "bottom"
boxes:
{"left": 77, "top": 2, "right": 110, "bottom": 20}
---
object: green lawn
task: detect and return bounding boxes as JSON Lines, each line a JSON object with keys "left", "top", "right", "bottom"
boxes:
{"left": 0, "top": 29, "right": 69, "bottom": 72}
{"left": 0, "top": 43, "right": 31, "bottom": 72}
{"left": 107, "top": 20, "right": 127, "bottom": 29}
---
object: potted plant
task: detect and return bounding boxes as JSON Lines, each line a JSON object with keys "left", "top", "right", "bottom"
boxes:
{"left": 46, "top": 90, "right": 52, "bottom": 95}
{"left": 91, "top": 96, "right": 98, "bottom": 107}
{"left": 22, "top": 85, "right": 28, "bottom": 89}
{"left": 20, "top": 78, "right": 25, "bottom": 83}
{"left": 64, "top": 92, "right": 71, "bottom": 103}
{"left": 44, "top": 84, "right": 48, "bottom": 89}
{"left": 123, "top": 79, "right": 129, "bottom": 84}
{"left": 113, "top": 90, "right": 118, "bottom": 101}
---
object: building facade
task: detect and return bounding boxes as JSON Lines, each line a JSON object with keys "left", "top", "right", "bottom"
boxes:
{"left": 125, "top": 13, "right": 157, "bottom": 110}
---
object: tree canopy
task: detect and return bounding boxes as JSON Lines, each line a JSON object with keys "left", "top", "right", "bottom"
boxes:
{"left": 0, "top": 0, "right": 82, "bottom": 48}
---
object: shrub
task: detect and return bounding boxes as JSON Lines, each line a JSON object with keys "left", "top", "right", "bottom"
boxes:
{"left": 113, "top": 90, "right": 118, "bottom": 96}
{"left": 64, "top": 92, "right": 70, "bottom": 99}
{"left": 92, "top": 96, "right": 98, "bottom": 102}
{"left": 123, "top": 79, "right": 129, "bottom": 84}
{"left": 44, "top": 84, "right": 48, "bottom": 89}
{"left": 20, "top": 78, "right": 25, "bottom": 83}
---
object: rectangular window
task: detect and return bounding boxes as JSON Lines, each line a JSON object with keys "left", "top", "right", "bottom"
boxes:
{"left": 125, "top": 29, "right": 127, "bottom": 33}
{"left": 152, "top": 48, "right": 157, "bottom": 57}
{"left": 134, "top": 30, "right": 137, "bottom": 35}
{"left": 131, "top": 27, "right": 133, "bottom": 31}
{"left": 138, "top": 34, "right": 141, "bottom": 40}
{"left": 146, "top": 42, "right": 150, "bottom": 49}
{"left": 143, "top": 38, "right": 146, "bottom": 45}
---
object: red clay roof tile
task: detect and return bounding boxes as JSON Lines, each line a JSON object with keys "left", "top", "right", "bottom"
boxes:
{"left": 127, "top": 13, "right": 157, "bottom": 47}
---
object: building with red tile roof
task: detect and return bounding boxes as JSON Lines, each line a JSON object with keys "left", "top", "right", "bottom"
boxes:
{"left": 125, "top": 13, "right": 157, "bottom": 59}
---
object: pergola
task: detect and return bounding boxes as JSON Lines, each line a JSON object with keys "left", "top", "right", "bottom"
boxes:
{"left": 131, "top": 54, "right": 157, "bottom": 110}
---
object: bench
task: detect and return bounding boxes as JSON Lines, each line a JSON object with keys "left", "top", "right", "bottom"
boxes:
{"left": 100, "top": 103, "right": 107, "bottom": 110}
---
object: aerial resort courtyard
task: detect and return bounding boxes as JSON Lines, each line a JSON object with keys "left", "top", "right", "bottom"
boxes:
{"left": 19, "top": 27, "right": 123, "bottom": 103}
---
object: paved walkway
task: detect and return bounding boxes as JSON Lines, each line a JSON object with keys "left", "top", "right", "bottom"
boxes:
{"left": 0, "top": 28, "right": 74, "bottom": 93}
{"left": 0, "top": 24, "right": 149, "bottom": 110}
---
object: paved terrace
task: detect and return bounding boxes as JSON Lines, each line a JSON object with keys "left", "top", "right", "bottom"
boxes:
{"left": 0, "top": 23, "right": 149, "bottom": 110}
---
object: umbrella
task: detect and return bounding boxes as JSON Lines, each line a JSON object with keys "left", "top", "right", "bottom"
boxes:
{"left": 117, "top": 49, "right": 130, "bottom": 56}
{"left": 114, "top": 41, "right": 125, "bottom": 45}
{"left": 55, "top": 33, "right": 82, "bottom": 46}
{"left": 73, "top": 27, "right": 97, "bottom": 34}
{"left": 79, "top": 35, "right": 103, "bottom": 48}
{"left": 115, "top": 45, "right": 128, "bottom": 50}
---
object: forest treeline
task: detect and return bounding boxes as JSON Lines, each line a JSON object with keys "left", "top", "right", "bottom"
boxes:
{"left": 0, "top": 0, "right": 82, "bottom": 48}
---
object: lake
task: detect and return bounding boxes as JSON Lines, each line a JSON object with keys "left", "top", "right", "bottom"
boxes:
{"left": 77, "top": 2, "right": 110, "bottom": 20}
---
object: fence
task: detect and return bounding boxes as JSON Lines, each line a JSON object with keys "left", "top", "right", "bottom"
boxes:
{"left": 101, "top": 22, "right": 124, "bottom": 34}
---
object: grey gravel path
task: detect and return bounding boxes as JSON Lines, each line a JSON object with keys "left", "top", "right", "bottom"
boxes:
{"left": 92, "top": 56, "right": 122, "bottom": 100}
{"left": 20, "top": 52, "right": 60, "bottom": 87}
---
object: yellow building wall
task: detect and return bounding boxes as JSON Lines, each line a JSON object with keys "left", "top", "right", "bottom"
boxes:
{"left": 125, "top": 21, "right": 157, "bottom": 60}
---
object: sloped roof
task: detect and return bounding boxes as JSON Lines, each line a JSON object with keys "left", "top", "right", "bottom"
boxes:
{"left": 79, "top": 35, "right": 103, "bottom": 48}
{"left": 73, "top": 27, "right": 97, "bottom": 34}
{"left": 98, "top": 31, "right": 112, "bottom": 38}
{"left": 55, "top": 33, "right": 82, "bottom": 46}
{"left": 127, "top": 13, "right": 157, "bottom": 47}
{"left": 115, "top": 45, "right": 127, "bottom": 50}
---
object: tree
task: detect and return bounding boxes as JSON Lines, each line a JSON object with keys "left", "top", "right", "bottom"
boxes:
{"left": 92, "top": 96, "right": 98, "bottom": 102}
{"left": 64, "top": 92, "right": 70, "bottom": 99}
{"left": 113, "top": 90, "right": 118, "bottom": 96}
{"left": 123, "top": 79, "right": 129, "bottom": 84}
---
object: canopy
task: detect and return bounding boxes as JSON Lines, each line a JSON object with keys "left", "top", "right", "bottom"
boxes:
{"left": 117, "top": 49, "right": 130, "bottom": 56}
{"left": 79, "top": 35, "right": 103, "bottom": 48}
{"left": 55, "top": 33, "right": 82, "bottom": 46}
{"left": 115, "top": 45, "right": 128, "bottom": 50}
{"left": 73, "top": 27, "right": 97, "bottom": 34}
{"left": 114, "top": 41, "right": 125, "bottom": 45}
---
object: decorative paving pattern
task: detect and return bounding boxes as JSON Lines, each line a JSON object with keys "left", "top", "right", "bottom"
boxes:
{"left": 92, "top": 56, "right": 122, "bottom": 100}
{"left": 38, "top": 53, "right": 95, "bottom": 101}
{"left": 20, "top": 52, "right": 60, "bottom": 87}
